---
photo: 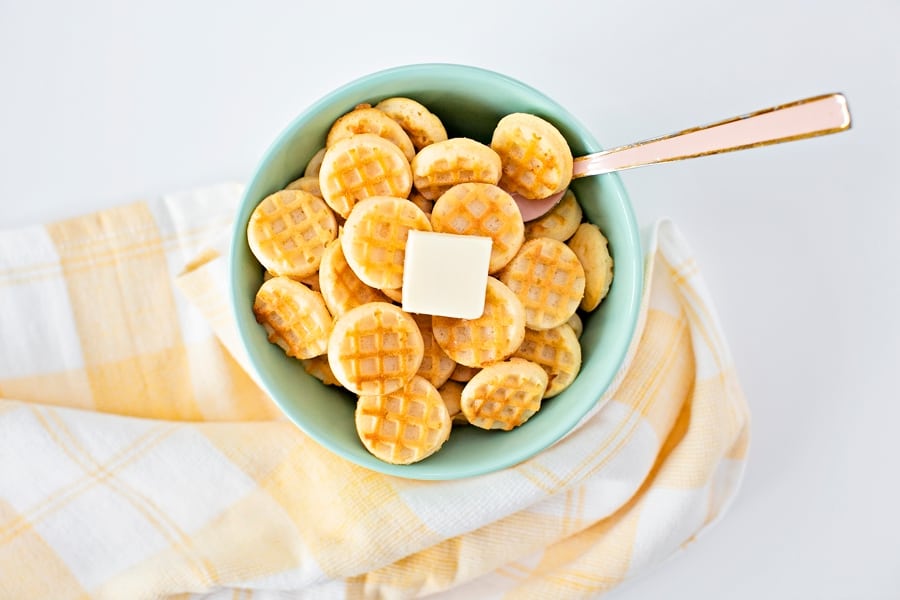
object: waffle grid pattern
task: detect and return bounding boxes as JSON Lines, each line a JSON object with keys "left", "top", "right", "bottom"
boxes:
{"left": 492, "top": 116, "right": 571, "bottom": 199}
{"left": 375, "top": 97, "right": 448, "bottom": 151}
{"left": 356, "top": 377, "right": 450, "bottom": 464}
{"left": 411, "top": 139, "right": 501, "bottom": 200}
{"left": 432, "top": 278, "right": 525, "bottom": 368}
{"left": 253, "top": 278, "right": 332, "bottom": 359}
{"left": 500, "top": 238, "right": 585, "bottom": 330}
{"left": 329, "top": 304, "right": 423, "bottom": 396}
{"left": 248, "top": 191, "right": 337, "bottom": 277}
{"left": 461, "top": 366, "right": 546, "bottom": 431}
{"left": 431, "top": 183, "right": 524, "bottom": 273}
{"left": 327, "top": 108, "right": 416, "bottom": 161}
{"left": 342, "top": 197, "right": 431, "bottom": 290}
{"left": 524, "top": 189, "right": 583, "bottom": 242}
{"left": 320, "top": 135, "right": 412, "bottom": 218}
{"left": 513, "top": 324, "right": 582, "bottom": 398}
{"left": 319, "top": 241, "right": 387, "bottom": 317}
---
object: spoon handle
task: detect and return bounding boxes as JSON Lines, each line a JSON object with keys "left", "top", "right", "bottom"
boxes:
{"left": 572, "top": 93, "right": 851, "bottom": 178}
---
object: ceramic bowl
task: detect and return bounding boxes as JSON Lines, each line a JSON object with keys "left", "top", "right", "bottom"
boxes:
{"left": 230, "top": 63, "right": 643, "bottom": 479}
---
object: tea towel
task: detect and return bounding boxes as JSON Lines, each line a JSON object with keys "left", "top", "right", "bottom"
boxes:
{"left": 0, "top": 183, "right": 749, "bottom": 599}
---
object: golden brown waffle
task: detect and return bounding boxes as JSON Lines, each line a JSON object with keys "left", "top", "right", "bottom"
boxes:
{"left": 355, "top": 375, "right": 451, "bottom": 464}
{"left": 431, "top": 183, "right": 524, "bottom": 273}
{"left": 460, "top": 358, "right": 548, "bottom": 430}
{"left": 381, "top": 287, "right": 403, "bottom": 303}
{"left": 341, "top": 196, "right": 432, "bottom": 290}
{"left": 449, "top": 363, "right": 480, "bottom": 382}
{"left": 491, "top": 113, "right": 574, "bottom": 200}
{"left": 374, "top": 97, "right": 448, "bottom": 151}
{"left": 524, "top": 189, "right": 582, "bottom": 242}
{"left": 567, "top": 223, "right": 614, "bottom": 312}
{"left": 284, "top": 175, "right": 322, "bottom": 198}
{"left": 298, "top": 272, "right": 321, "bottom": 291}
{"left": 412, "top": 314, "right": 457, "bottom": 388}
{"left": 567, "top": 312, "right": 583, "bottom": 338}
{"left": 318, "top": 239, "right": 388, "bottom": 317}
{"left": 318, "top": 134, "right": 412, "bottom": 218}
{"left": 408, "top": 191, "right": 434, "bottom": 216}
{"left": 512, "top": 324, "right": 582, "bottom": 398}
{"left": 253, "top": 276, "right": 333, "bottom": 359}
{"left": 327, "top": 302, "right": 424, "bottom": 396}
{"left": 304, "top": 147, "right": 327, "bottom": 177}
{"left": 437, "top": 380, "right": 468, "bottom": 425}
{"left": 410, "top": 138, "right": 502, "bottom": 200}
{"left": 263, "top": 269, "right": 320, "bottom": 291}
{"left": 327, "top": 107, "right": 416, "bottom": 162}
{"left": 432, "top": 277, "right": 525, "bottom": 368}
{"left": 247, "top": 190, "right": 338, "bottom": 278}
{"left": 302, "top": 355, "right": 341, "bottom": 386}
{"left": 499, "top": 238, "right": 585, "bottom": 330}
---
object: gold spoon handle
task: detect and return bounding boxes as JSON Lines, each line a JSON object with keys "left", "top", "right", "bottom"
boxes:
{"left": 572, "top": 93, "right": 851, "bottom": 178}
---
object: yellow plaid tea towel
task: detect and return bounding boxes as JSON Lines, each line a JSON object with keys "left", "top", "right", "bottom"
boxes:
{"left": 0, "top": 184, "right": 749, "bottom": 599}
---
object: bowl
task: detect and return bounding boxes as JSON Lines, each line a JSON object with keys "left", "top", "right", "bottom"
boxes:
{"left": 230, "top": 63, "right": 643, "bottom": 480}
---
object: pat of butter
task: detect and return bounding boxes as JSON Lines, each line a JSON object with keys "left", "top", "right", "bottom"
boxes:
{"left": 402, "top": 230, "right": 492, "bottom": 319}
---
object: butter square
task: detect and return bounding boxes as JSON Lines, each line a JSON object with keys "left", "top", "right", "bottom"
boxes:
{"left": 402, "top": 230, "right": 492, "bottom": 319}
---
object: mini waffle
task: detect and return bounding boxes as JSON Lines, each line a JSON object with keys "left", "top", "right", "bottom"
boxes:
{"left": 304, "top": 147, "right": 327, "bottom": 177}
{"left": 568, "top": 223, "right": 614, "bottom": 312}
{"left": 302, "top": 355, "right": 341, "bottom": 387}
{"left": 284, "top": 175, "right": 323, "bottom": 198}
{"left": 413, "top": 314, "right": 456, "bottom": 388}
{"left": 355, "top": 375, "right": 451, "bottom": 464}
{"left": 491, "top": 113, "right": 573, "bottom": 200}
{"left": 460, "top": 358, "right": 548, "bottom": 430}
{"left": 499, "top": 238, "right": 585, "bottom": 330}
{"left": 432, "top": 277, "right": 525, "bottom": 368}
{"left": 319, "top": 134, "right": 412, "bottom": 218}
{"left": 327, "top": 106, "right": 416, "bottom": 162}
{"left": 431, "top": 183, "right": 525, "bottom": 273}
{"left": 327, "top": 302, "right": 424, "bottom": 396}
{"left": 374, "top": 97, "right": 448, "bottom": 151}
{"left": 408, "top": 191, "right": 434, "bottom": 216}
{"left": 341, "top": 196, "right": 432, "bottom": 290}
{"left": 449, "top": 363, "right": 480, "bottom": 383}
{"left": 318, "top": 239, "right": 388, "bottom": 317}
{"left": 253, "top": 276, "right": 333, "bottom": 359}
{"left": 410, "top": 138, "right": 502, "bottom": 200}
{"left": 381, "top": 287, "right": 403, "bottom": 303}
{"left": 247, "top": 190, "right": 337, "bottom": 278}
{"left": 567, "top": 312, "right": 583, "bottom": 338}
{"left": 437, "top": 380, "right": 469, "bottom": 425}
{"left": 524, "top": 189, "right": 582, "bottom": 242}
{"left": 512, "top": 324, "right": 582, "bottom": 398}
{"left": 264, "top": 269, "right": 320, "bottom": 291}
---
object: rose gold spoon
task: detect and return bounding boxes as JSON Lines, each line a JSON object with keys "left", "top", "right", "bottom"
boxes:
{"left": 513, "top": 93, "right": 852, "bottom": 221}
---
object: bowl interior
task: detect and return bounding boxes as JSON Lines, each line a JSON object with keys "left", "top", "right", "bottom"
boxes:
{"left": 230, "top": 64, "right": 643, "bottom": 479}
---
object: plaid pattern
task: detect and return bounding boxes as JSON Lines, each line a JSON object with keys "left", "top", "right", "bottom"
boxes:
{"left": 0, "top": 184, "right": 749, "bottom": 599}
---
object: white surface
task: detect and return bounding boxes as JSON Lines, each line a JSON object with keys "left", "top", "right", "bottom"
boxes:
{"left": 402, "top": 231, "right": 492, "bottom": 319}
{"left": 2, "top": 0, "right": 898, "bottom": 597}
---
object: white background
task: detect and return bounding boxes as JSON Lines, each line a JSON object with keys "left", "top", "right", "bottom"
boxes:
{"left": 2, "top": 0, "right": 898, "bottom": 597}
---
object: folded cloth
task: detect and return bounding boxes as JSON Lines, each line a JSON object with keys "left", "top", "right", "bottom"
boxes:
{"left": 0, "top": 184, "right": 749, "bottom": 600}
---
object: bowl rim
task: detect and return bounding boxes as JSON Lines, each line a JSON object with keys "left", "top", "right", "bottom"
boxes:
{"left": 229, "top": 63, "right": 644, "bottom": 479}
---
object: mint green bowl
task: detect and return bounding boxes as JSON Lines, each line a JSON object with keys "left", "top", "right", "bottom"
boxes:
{"left": 230, "top": 64, "right": 642, "bottom": 479}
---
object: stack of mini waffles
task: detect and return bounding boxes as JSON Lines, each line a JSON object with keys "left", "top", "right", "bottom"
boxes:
{"left": 247, "top": 98, "right": 613, "bottom": 465}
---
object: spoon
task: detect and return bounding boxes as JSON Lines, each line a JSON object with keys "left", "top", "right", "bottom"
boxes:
{"left": 513, "top": 93, "right": 852, "bottom": 221}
